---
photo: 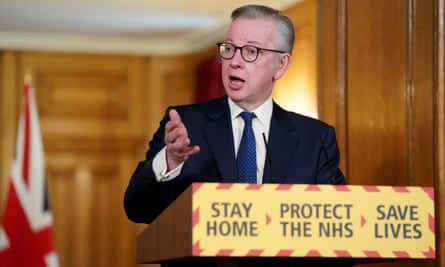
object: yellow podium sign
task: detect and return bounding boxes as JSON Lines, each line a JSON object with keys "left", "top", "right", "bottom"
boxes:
{"left": 191, "top": 183, "right": 435, "bottom": 259}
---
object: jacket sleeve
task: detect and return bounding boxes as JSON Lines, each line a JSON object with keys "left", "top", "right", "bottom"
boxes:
{"left": 123, "top": 107, "right": 179, "bottom": 224}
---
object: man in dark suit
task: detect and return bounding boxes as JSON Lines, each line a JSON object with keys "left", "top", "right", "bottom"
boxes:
{"left": 124, "top": 4, "right": 348, "bottom": 266}
{"left": 124, "top": 96, "right": 346, "bottom": 223}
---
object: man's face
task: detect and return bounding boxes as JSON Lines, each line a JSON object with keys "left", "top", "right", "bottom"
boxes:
{"left": 221, "top": 18, "right": 286, "bottom": 111}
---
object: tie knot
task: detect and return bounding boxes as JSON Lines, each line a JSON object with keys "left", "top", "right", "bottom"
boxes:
{"left": 240, "top": 111, "right": 255, "bottom": 124}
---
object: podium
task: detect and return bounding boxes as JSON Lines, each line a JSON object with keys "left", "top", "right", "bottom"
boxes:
{"left": 137, "top": 183, "right": 435, "bottom": 266}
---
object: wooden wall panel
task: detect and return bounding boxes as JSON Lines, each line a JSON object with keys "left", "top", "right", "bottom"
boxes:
{"left": 319, "top": 0, "right": 435, "bottom": 185}
{"left": 19, "top": 52, "right": 147, "bottom": 267}
{"left": 317, "top": 0, "right": 348, "bottom": 173}
{"left": 344, "top": 0, "right": 435, "bottom": 187}
{"left": 347, "top": 0, "right": 410, "bottom": 186}
{"left": 347, "top": 2, "right": 436, "bottom": 266}
{"left": 318, "top": 0, "right": 438, "bottom": 266}
{"left": 0, "top": 50, "right": 207, "bottom": 267}
{"left": 434, "top": 0, "right": 445, "bottom": 264}
{"left": 19, "top": 52, "right": 145, "bottom": 139}
{"left": 46, "top": 151, "right": 139, "bottom": 267}
{"left": 0, "top": 52, "right": 19, "bottom": 216}
{"left": 144, "top": 53, "right": 210, "bottom": 136}
{"left": 411, "top": 0, "right": 435, "bottom": 186}
{"left": 0, "top": 51, "right": 156, "bottom": 267}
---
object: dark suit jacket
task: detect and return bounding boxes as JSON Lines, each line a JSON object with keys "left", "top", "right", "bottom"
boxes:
{"left": 124, "top": 96, "right": 346, "bottom": 224}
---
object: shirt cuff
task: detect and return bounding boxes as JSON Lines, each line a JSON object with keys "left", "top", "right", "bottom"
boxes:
{"left": 152, "top": 146, "right": 183, "bottom": 182}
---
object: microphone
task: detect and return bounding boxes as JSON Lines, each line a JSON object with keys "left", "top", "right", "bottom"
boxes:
{"left": 318, "top": 135, "right": 337, "bottom": 184}
{"left": 262, "top": 133, "right": 276, "bottom": 183}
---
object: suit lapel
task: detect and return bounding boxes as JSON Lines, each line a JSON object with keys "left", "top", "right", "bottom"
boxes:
{"left": 263, "top": 103, "right": 299, "bottom": 183}
{"left": 202, "top": 98, "right": 300, "bottom": 184}
{"left": 204, "top": 97, "right": 238, "bottom": 182}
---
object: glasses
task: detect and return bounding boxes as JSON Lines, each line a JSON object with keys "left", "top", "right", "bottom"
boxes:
{"left": 217, "top": 42, "right": 285, "bottom": 62}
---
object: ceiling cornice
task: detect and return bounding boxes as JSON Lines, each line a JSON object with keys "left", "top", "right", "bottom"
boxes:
{"left": 0, "top": 28, "right": 226, "bottom": 55}
{"left": 0, "top": 0, "right": 302, "bottom": 56}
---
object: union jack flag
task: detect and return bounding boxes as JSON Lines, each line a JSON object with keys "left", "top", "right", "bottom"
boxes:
{"left": 0, "top": 83, "right": 58, "bottom": 267}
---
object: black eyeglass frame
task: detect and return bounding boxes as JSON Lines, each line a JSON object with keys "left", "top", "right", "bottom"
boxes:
{"left": 217, "top": 42, "right": 286, "bottom": 62}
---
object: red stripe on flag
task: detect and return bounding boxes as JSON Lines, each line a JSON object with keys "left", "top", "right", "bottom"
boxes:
{"left": 23, "top": 84, "right": 31, "bottom": 187}
{"left": 0, "top": 83, "right": 58, "bottom": 267}
{"left": 0, "top": 182, "right": 55, "bottom": 266}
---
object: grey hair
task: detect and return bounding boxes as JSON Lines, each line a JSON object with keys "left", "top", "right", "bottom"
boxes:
{"left": 230, "top": 4, "right": 295, "bottom": 54}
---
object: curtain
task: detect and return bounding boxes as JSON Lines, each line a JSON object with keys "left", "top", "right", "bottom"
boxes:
{"left": 195, "top": 55, "right": 224, "bottom": 102}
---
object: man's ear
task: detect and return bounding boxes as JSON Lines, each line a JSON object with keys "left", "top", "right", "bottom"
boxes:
{"left": 273, "top": 53, "right": 292, "bottom": 81}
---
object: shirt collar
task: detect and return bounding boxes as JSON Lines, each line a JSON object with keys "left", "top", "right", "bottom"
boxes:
{"left": 228, "top": 96, "right": 273, "bottom": 128}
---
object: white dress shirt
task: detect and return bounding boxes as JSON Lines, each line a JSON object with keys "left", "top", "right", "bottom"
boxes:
{"left": 228, "top": 97, "right": 272, "bottom": 183}
{"left": 153, "top": 96, "right": 273, "bottom": 183}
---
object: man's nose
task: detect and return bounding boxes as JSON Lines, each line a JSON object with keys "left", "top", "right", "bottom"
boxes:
{"left": 230, "top": 47, "right": 245, "bottom": 66}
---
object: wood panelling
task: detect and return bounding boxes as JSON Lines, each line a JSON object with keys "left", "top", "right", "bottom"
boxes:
{"left": 320, "top": 0, "right": 436, "bottom": 186}
{"left": 410, "top": 0, "right": 435, "bottom": 186}
{"left": 144, "top": 52, "right": 215, "bottom": 135}
{"left": 19, "top": 52, "right": 146, "bottom": 140}
{"left": 434, "top": 0, "right": 445, "bottom": 264}
{"left": 347, "top": 0, "right": 410, "bottom": 186}
{"left": 318, "top": 0, "right": 439, "bottom": 266}
{"left": 0, "top": 52, "right": 19, "bottom": 214}
{"left": 317, "top": 0, "right": 348, "bottom": 173}
{"left": 46, "top": 151, "right": 138, "bottom": 267}
{"left": 0, "top": 51, "right": 202, "bottom": 267}
{"left": 18, "top": 52, "right": 147, "bottom": 267}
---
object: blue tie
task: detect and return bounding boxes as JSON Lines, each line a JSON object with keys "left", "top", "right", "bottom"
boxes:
{"left": 237, "top": 112, "right": 257, "bottom": 183}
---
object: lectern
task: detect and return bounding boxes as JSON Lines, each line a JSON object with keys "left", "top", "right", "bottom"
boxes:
{"left": 137, "top": 183, "right": 435, "bottom": 266}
